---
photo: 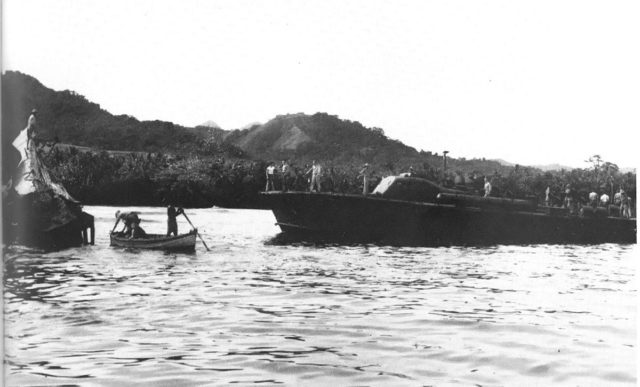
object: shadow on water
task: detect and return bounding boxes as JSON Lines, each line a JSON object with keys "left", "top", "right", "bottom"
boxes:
{"left": 266, "top": 231, "right": 529, "bottom": 249}
{"left": 264, "top": 231, "right": 480, "bottom": 248}
{"left": 265, "top": 232, "right": 638, "bottom": 250}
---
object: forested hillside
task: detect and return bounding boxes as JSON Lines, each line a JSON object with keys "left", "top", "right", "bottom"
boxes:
{"left": 2, "top": 71, "right": 512, "bottom": 177}
{"left": 1, "top": 71, "right": 249, "bottom": 181}
{"left": 1, "top": 71, "right": 215, "bottom": 152}
{"left": 2, "top": 71, "right": 635, "bottom": 208}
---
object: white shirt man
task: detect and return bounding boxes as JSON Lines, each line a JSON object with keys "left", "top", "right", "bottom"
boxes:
{"left": 613, "top": 191, "right": 622, "bottom": 205}
{"left": 280, "top": 161, "right": 290, "bottom": 191}
{"left": 308, "top": 161, "right": 323, "bottom": 192}
{"left": 265, "top": 164, "right": 276, "bottom": 191}
{"left": 28, "top": 113, "right": 36, "bottom": 129}
{"left": 545, "top": 186, "right": 551, "bottom": 206}
{"left": 24, "top": 109, "right": 38, "bottom": 145}
{"left": 358, "top": 163, "right": 371, "bottom": 195}
{"left": 484, "top": 178, "right": 492, "bottom": 198}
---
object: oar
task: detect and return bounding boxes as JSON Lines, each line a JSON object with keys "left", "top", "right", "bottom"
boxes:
{"left": 182, "top": 212, "right": 210, "bottom": 251}
{"left": 110, "top": 219, "right": 121, "bottom": 234}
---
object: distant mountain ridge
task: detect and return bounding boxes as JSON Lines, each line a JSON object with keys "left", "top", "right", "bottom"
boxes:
{"left": 222, "top": 112, "right": 423, "bottom": 166}
{"left": 491, "top": 159, "right": 515, "bottom": 167}
{"left": 1, "top": 71, "right": 210, "bottom": 155}
{"left": 241, "top": 121, "right": 262, "bottom": 130}
{"left": 199, "top": 120, "right": 221, "bottom": 129}
{"left": 532, "top": 163, "right": 574, "bottom": 172}
{"left": 4, "top": 70, "right": 584, "bottom": 180}
{"left": 492, "top": 159, "right": 575, "bottom": 172}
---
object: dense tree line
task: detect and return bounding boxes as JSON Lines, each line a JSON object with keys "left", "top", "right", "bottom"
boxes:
{"left": 40, "top": 146, "right": 635, "bottom": 212}
{"left": 4, "top": 71, "right": 635, "bottom": 212}
{"left": 3, "top": 71, "right": 515, "bottom": 189}
{"left": 2, "top": 71, "right": 509, "bottom": 180}
{"left": 1, "top": 71, "right": 223, "bottom": 182}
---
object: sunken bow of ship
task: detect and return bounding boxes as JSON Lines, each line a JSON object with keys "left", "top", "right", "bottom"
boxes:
{"left": 2, "top": 112, "right": 94, "bottom": 249}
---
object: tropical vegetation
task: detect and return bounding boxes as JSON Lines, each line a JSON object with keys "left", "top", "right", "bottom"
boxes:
{"left": 3, "top": 71, "right": 635, "bottom": 210}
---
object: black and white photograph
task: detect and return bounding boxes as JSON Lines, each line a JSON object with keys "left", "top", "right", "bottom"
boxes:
{"left": 2, "top": 0, "right": 638, "bottom": 385}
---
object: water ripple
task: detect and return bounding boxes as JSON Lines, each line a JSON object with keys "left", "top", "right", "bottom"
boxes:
{"left": 3, "top": 206, "right": 637, "bottom": 386}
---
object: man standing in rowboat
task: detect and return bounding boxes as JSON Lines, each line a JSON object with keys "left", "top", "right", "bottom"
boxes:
{"left": 167, "top": 204, "right": 184, "bottom": 236}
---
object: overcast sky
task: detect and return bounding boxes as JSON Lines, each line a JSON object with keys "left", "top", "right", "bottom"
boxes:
{"left": 3, "top": 0, "right": 639, "bottom": 168}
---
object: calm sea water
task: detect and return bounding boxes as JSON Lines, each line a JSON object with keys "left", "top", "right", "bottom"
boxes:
{"left": 3, "top": 206, "right": 637, "bottom": 386}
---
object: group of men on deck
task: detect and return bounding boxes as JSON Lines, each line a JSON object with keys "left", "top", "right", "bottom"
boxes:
{"left": 265, "top": 161, "right": 500, "bottom": 198}
{"left": 562, "top": 185, "right": 633, "bottom": 218}
{"left": 265, "top": 160, "right": 375, "bottom": 195}
{"left": 265, "top": 160, "right": 295, "bottom": 192}
{"left": 265, "top": 160, "right": 325, "bottom": 193}
{"left": 587, "top": 189, "right": 633, "bottom": 218}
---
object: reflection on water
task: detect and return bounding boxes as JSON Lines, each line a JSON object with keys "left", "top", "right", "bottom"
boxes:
{"left": 3, "top": 206, "right": 637, "bottom": 386}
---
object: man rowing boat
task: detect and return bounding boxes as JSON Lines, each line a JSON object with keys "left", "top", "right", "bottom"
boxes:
{"left": 113, "top": 210, "right": 140, "bottom": 236}
{"left": 167, "top": 204, "right": 184, "bottom": 236}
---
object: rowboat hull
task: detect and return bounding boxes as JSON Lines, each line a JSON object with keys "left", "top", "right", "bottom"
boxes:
{"left": 110, "top": 231, "right": 197, "bottom": 252}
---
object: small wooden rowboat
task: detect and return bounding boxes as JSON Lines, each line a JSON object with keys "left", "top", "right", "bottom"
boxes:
{"left": 110, "top": 230, "right": 197, "bottom": 252}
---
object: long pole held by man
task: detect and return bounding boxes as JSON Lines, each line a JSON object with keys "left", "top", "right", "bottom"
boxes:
{"left": 181, "top": 211, "right": 210, "bottom": 251}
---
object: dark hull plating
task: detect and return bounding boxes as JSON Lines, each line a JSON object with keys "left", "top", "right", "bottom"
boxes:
{"left": 261, "top": 191, "right": 636, "bottom": 246}
{"left": 3, "top": 195, "right": 94, "bottom": 251}
{"left": 6, "top": 219, "right": 85, "bottom": 250}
